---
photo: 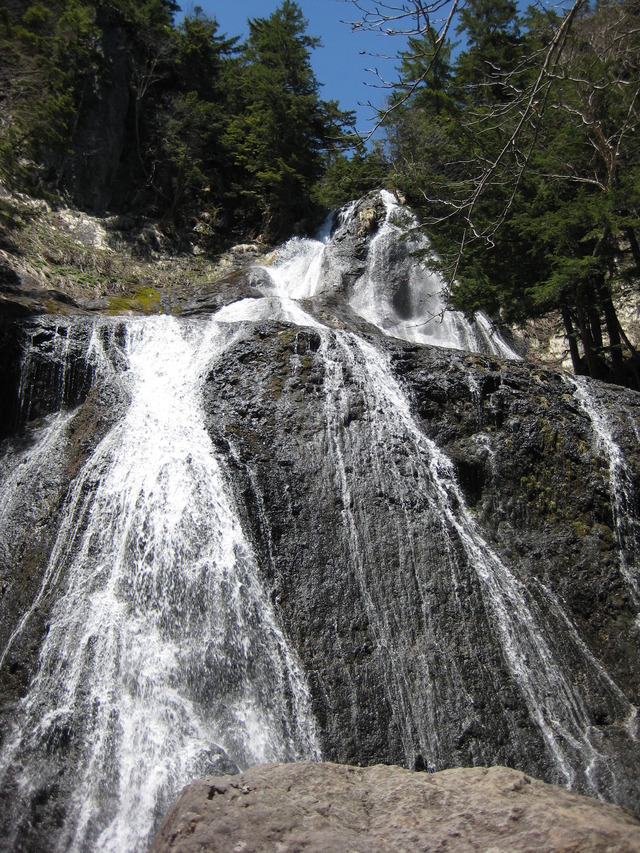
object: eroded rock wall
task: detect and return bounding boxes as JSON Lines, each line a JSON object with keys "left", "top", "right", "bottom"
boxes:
{"left": 204, "top": 321, "right": 640, "bottom": 808}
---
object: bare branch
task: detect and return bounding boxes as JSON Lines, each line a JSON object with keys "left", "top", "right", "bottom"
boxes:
{"left": 339, "top": 0, "right": 460, "bottom": 142}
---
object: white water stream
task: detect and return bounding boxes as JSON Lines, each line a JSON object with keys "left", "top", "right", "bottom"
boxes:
{"left": 0, "top": 317, "right": 318, "bottom": 853}
{"left": 318, "top": 331, "right": 634, "bottom": 792}
{"left": 349, "top": 191, "right": 520, "bottom": 358}
{"left": 570, "top": 377, "right": 640, "bottom": 608}
{"left": 0, "top": 192, "right": 637, "bottom": 850}
{"left": 258, "top": 190, "right": 519, "bottom": 358}
{"left": 247, "top": 214, "right": 634, "bottom": 792}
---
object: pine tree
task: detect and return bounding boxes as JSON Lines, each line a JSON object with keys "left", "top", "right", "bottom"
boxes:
{"left": 151, "top": 8, "right": 238, "bottom": 223}
{"left": 455, "top": 0, "right": 521, "bottom": 104}
{"left": 223, "top": 1, "right": 350, "bottom": 238}
{"left": 383, "top": 0, "right": 640, "bottom": 386}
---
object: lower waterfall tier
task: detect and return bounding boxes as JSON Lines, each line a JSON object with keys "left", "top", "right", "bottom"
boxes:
{"left": 205, "top": 323, "right": 640, "bottom": 787}
{"left": 1, "top": 313, "right": 639, "bottom": 852}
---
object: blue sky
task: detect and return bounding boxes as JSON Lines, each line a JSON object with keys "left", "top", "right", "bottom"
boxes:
{"left": 175, "top": 1, "right": 408, "bottom": 139}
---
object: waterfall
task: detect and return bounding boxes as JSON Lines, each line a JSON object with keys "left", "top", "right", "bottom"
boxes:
{"left": 317, "top": 330, "right": 634, "bottom": 794}
{"left": 570, "top": 376, "right": 640, "bottom": 608}
{"left": 347, "top": 191, "right": 520, "bottom": 358}
{"left": 0, "top": 317, "right": 318, "bottom": 853}
{"left": 247, "top": 212, "right": 637, "bottom": 795}
{"left": 258, "top": 191, "right": 519, "bottom": 359}
{"left": 1, "top": 191, "right": 639, "bottom": 850}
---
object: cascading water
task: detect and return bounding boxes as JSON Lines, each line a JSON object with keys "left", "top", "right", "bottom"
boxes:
{"left": 0, "top": 317, "right": 318, "bottom": 853}
{"left": 570, "top": 376, "right": 640, "bottom": 608}
{"left": 1, "top": 190, "right": 640, "bottom": 849}
{"left": 347, "top": 191, "right": 519, "bottom": 358}
{"left": 211, "top": 199, "right": 637, "bottom": 796}
{"left": 317, "top": 330, "right": 635, "bottom": 795}
{"left": 259, "top": 190, "right": 518, "bottom": 359}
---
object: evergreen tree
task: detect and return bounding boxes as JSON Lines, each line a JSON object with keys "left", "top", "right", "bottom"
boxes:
{"left": 151, "top": 8, "right": 238, "bottom": 224}
{"left": 314, "top": 144, "right": 388, "bottom": 209}
{"left": 384, "top": 31, "right": 462, "bottom": 218}
{"left": 383, "top": 0, "right": 640, "bottom": 387}
{"left": 223, "top": 1, "right": 352, "bottom": 238}
{"left": 455, "top": 0, "right": 521, "bottom": 104}
{"left": 507, "top": 0, "right": 640, "bottom": 382}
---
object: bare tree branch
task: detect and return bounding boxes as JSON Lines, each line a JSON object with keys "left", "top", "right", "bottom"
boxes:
{"left": 339, "top": 0, "right": 461, "bottom": 142}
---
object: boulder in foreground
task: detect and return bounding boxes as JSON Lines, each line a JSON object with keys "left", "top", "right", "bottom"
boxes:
{"left": 149, "top": 761, "right": 640, "bottom": 852}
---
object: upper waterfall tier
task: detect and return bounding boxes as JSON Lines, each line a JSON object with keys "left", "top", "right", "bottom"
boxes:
{"left": 259, "top": 190, "right": 519, "bottom": 359}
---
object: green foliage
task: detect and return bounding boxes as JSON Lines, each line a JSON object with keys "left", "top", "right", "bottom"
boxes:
{"left": 455, "top": 0, "right": 521, "bottom": 103}
{"left": 56, "top": 0, "right": 99, "bottom": 58}
{"left": 0, "top": 0, "right": 105, "bottom": 189}
{"left": 0, "top": 0, "right": 352, "bottom": 242}
{"left": 22, "top": 3, "right": 53, "bottom": 32}
{"left": 314, "top": 146, "right": 388, "bottom": 209}
{"left": 222, "top": 1, "right": 352, "bottom": 237}
{"left": 383, "top": 0, "right": 640, "bottom": 387}
{"left": 173, "top": 8, "right": 238, "bottom": 99}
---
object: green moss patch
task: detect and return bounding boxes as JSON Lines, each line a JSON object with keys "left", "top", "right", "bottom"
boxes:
{"left": 107, "top": 286, "right": 161, "bottom": 315}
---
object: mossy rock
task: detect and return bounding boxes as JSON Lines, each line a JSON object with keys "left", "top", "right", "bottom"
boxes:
{"left": 107, "top": 286, "right": 161, "bottom": 315}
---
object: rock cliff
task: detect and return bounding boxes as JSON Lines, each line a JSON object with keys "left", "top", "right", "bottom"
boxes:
{"left": 0, "top": 192, "right": 639, "bottom": 851}
{"left": 202, "top": 319, "right": 640, "bottom": 806}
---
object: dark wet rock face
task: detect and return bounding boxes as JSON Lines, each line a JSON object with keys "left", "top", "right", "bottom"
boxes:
{"left": 203, "top": 323, "right": 640, "bottom": 810}
{"left": 0, "top": 193, "right": 639, "bottom": 851}
{"left": 149, "top": 762, "right": 640, "bottom": 853}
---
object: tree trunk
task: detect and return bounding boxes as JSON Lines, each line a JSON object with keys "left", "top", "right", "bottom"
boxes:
{"left": 626, "top": 226, "right": 640, "bottom": 273}
{"left": 561, "top": 306, "right": 584, "bottom": 375}
{"left": 599, "top": 289, "right": 624, "bottom": 376}
{"left": 575, "top": 302, "right": 605, "bottom": 380}
{"left": 587, "top": 303, "right": 603, "bottom": 352}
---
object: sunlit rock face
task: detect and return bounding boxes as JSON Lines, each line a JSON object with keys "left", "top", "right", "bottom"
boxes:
{"left": 149, "top": 762, "right": 640, "bottom": 853}
{"left": 0, "top": 192, "right": 639, "bottom": 852}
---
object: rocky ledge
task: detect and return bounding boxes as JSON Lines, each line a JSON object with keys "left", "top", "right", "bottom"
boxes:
{"left": 0, "top": 187, "right": 271, "bottom": 319}
{"left": 149, "top": 761, "right": 640, "bottom": 853}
